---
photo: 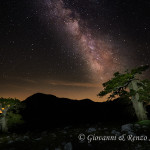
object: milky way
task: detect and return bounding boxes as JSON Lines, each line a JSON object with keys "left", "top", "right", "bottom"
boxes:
{"left": 1, "top": 0, "right": 149, "bottom": 101}
{"left": 42, "top": 0, "right": 121, "bottom": 82}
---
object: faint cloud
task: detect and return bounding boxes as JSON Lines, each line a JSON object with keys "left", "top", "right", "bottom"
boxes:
{"left": 48, "top": 80, "right": 101, "bottom": 88}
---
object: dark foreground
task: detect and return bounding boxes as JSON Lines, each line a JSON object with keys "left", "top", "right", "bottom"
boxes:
{"left": 1, "top": 121, "right": 150, "bottom": 150}
{"left": 1, "top": 93, "right": 150, "bottom": 150}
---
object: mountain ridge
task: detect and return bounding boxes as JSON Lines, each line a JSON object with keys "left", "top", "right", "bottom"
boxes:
{"left": 21, "top": 93, "right": 137, "bottom": 130}
{"left": 23, "top": 92, "right": 95, "bottom": 103}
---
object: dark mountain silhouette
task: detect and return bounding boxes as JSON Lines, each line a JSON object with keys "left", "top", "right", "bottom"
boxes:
{"left": 21, "top": 93, "right": 138, "bottom": 130}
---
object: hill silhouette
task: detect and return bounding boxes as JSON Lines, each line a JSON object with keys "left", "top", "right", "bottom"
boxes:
{"left": 21, "top": 93, "right": 137, "bottom": 130}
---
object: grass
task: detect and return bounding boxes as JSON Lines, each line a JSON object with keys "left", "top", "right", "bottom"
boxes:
{"left": 136, "top": 120, "right": 150, "bottom": 126}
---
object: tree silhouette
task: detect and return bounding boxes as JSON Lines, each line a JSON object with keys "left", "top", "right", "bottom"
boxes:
{"left": 98, "top": 65, "right": 150, "bottom": 121}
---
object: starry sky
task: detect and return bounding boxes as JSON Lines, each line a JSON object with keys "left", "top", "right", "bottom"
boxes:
{"left": 0, "top": 0, "right": 150, "bottom": 101}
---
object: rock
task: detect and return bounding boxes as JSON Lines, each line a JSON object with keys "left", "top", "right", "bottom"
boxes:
{"left": 121, "top": 124, "right": 133, "bottom": 132}
{"left": 111, "top": 130, "right": 121, "bottom": 136}
{"left": 63, "top": 130, "right": 67, "bottom": 134}
{"left": 121, "top": 124, "right": 136, "bottom": 135}
{"left": 51, "top": 133, "right": 56, "bottom": 137}
{"left": 127, "top": 131, "right": 136, "bottom": 135}
{"left": 64, "top": 142, "right": 72, "bottom": 150}
{"left": 142, "top": 125, "right": 148, "bottom": 129}
{"left": 87, "top": 128, "right": 96, "bottom": 133}
{"left": 134, "top": 124, "right": 141, "bottom": 131}
{"left": 8, "top": 140, "right": 13, "bottom": 144}
{"left": 134, "top": 124, "right": 140, "bottom": 128}
{"left": 23, "top": 136, "right": 29, "bottom": 140}
{"left": 15, "top": 137, "right": 21, "bottom": 141}
{"left": 34, "top": 137, "right": 42, "bottom": 141}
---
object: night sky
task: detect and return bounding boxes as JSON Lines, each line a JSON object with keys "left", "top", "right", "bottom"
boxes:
{"left": 0, "top": 0, "right": 150, "bottom": 101}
